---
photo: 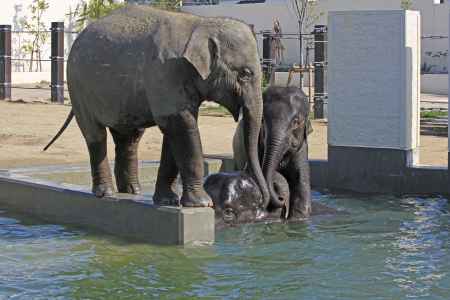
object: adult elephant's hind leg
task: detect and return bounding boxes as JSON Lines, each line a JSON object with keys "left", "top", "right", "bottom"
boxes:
{"left": 85, "top": 127, "right": 114, "bottom": 197}
{"left": 110, "top": 128, "right": 144, "bottom": 194}
{"left": 153, "top": 135, "right": 180, "bottom": 205}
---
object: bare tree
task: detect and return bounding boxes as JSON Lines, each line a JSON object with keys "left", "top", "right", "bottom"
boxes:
{"left": 290, "top": 0, "right": 322, "bottom": 86}
{"left": 21, "top": 0, "right": 50, "bottom": 72}
{"left": 401, "top": 0, "right": 413, "bottom": 10}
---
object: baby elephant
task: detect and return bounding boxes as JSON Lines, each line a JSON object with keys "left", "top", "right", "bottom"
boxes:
{"left": 233, "top": 86, "right": 312, "bottom": 219}
{"left": 204, "top": 171, "right": 289, "bottom": 226}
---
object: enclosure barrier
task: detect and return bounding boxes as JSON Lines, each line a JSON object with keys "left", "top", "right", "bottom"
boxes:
{"left": 0, "top": 22, "right": 73, "bottom": 103}
{"left": 50, "top": 22, "right": 64, "bottom": 103}
{"left": 313, "top": 25, "right": 327, "bottom": 119}
{"left": 261, "top": 30, "right": 273, "bottom": 81}
{"left": 258, "top": 28, "right": 327, "bottom": 119}
{"left": 0, "top": 25, "right": 11, "bottom": 100}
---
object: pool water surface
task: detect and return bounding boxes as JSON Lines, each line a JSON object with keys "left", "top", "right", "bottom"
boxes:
{"left": 0, "top": 192, "right": 449, "bottom": 299}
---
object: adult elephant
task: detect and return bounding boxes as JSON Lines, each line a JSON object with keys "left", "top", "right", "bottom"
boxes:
{"left": 233, "top": 86, "right": 312, "bottom": 218}
{"left": 44, "top": 5, "right": 268, "bottom": 207}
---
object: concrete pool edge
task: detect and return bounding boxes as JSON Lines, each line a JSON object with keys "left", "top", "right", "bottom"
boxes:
{"left": 0, "top": 152, "right": 446, "bottom": 246}
{"left": 0, "top": 172, "right": 215, "bottom": 245}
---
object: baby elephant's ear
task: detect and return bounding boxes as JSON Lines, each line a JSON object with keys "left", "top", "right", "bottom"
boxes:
{"left": 183, "top": 26, "right": 219, "bottom": 80}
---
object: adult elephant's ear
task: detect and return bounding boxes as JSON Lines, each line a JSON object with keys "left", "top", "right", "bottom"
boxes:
{"left": 183, "top": 26, "right": 219, "bottom": 80}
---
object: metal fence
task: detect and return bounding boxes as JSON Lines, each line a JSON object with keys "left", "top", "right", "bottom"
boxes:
{"left": 256, "top": 25, "right": 328, "bottom": 119}
{"left": 0, "top": 22, "right": 78, "bottom": 103}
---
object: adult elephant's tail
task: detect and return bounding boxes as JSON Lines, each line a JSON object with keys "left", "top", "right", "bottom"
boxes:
{"left": 43, "top": 110, "right": 74, "bottom": 151}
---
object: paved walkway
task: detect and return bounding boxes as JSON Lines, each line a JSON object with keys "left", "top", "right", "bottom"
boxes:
{"left": 421, "top": 93, "right": 448, "bottom": 110}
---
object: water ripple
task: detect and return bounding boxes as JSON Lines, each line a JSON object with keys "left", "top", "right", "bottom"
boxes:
{"left": 0, "top": 196, "right": 449, "bottom": 299}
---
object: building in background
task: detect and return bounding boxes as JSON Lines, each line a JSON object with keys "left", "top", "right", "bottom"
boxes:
{"left": 1, "top": 0, "right": 448, "bottom": 93}
{"left": 181, "top": 0, "right": 448, "bottom": 75}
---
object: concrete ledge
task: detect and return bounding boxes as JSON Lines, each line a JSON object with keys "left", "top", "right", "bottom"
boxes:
{"left": 0, "top": 174, "right": 214, "bottom": 245}
{"left": 310, "top": 146, "right": 448, "bottom": 195}
{"left": 328, "top": 146, "right": 417, "bottom": 194}
{"left": 310, "top": 160, "right": 329, "bottom": 190}
{"left": 404, "top": 166, "right": 448, "bottom": 195}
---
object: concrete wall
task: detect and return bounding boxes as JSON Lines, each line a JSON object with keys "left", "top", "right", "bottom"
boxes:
{"left": 328, "top": 10, "right": 420, "bottom": 150}
{"left": 422, "top": 74, "right": 448, "bottom": 94}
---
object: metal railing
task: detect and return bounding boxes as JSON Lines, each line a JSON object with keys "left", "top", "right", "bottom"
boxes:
{"left": 0, "top": 22, "right": 79, "bottom": 103}
{"left": 257, "top": 26, "right": 328, "bottom": 119}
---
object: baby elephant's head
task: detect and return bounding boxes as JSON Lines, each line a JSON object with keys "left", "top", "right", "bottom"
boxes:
{"left": 204, "top": 171, "right": 290, "bottom": 226}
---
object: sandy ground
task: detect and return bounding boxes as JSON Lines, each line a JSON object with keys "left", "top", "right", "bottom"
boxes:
{"left": 0, "top": 100, "right": 447, "bottom": 169}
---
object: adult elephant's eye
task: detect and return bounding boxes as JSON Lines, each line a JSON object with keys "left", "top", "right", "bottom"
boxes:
{"left": 239, "top": 68, "right": 253, "bottom": 81}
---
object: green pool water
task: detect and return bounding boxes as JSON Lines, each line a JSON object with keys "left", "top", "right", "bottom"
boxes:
{"left": 0, "top": 193, "right": 449, "bottom": 299}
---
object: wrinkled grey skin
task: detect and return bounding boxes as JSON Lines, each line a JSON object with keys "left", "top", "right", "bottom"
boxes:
{"left": 45, "top": 6, "right": 269, "bottom": 207}
{"left": 204, "top": 171, "right": 289, "bottom": 226}
{"left": 233, "top": 86, "right": 312, "bottom": 218}
{"left": 205, "top": 171, "right": 337, "bottom": 227}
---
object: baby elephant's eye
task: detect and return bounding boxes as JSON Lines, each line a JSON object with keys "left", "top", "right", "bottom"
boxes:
{"left": 239, "top": 68, "right": 253, "bottom": 81}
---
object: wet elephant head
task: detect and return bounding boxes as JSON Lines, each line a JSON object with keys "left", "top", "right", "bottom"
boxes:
{"left": 204, "top": 171, "right": 289, "bottom": 226}
{"left": 261, "top": 86, "right": 312, "bottom": 210}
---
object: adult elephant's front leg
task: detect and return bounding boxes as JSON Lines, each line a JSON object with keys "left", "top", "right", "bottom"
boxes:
{"left": 153, "top": 135, "right": 180, "bottom": 206}
{"left": 162, "top": 110, "right": 213, "bottom": 207}
{"left": 285, "top": 142, "right": 311, "bottom": 219}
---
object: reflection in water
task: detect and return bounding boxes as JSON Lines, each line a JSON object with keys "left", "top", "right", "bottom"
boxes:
{"left": 0, "top": 195, "right": 449, "bottom": 299}
{"left": 386, "top": 197, "right": 449, "bottom": 298}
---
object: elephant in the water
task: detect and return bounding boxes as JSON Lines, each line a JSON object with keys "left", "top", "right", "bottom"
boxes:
{"left": 204, "top": 171, "right": 290, "bottom": 226}
{"left": 205, "top": 171, "right": 337, "bottom": 226}
{"left": 233, "top": 86, "right": 312, "bottom": 218}
{"left": 44, "top": 5, "right": 268, "bottom": 207}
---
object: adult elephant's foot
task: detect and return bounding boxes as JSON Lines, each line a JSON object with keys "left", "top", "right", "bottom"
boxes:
{"left": 153, "top": 189, "right": 180, "bottom": 206}
{"left": 92, "top": 183, "right": 114, "bottom": 198}
{"left": 181, "top": 190, "right": 213, "bottom": 207}
{"left": 117, "top": 181, "right": 141, "bottom": 195}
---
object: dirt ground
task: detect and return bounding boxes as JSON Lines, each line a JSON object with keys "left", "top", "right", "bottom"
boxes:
{"left": 0, "top": 100, "right": 447, "bottom": 169}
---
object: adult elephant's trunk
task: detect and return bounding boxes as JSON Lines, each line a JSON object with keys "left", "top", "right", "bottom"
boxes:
{"left": 262, "top": 131, "right": 286, "bottom": 209}
{"left": 242, "top": 94, "right": 269, "bottom": 206}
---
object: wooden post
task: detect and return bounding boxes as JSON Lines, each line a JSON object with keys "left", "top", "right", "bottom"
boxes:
{"left": 0, "top": 25, "right": 11, "bottom": 100}
{"left": 50, "top": 22, "right": 64, "bottom": 103}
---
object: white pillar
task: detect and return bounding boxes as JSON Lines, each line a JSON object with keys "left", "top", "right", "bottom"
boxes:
{"left": 327, "top": 10, "right": 421, "bottom": 193}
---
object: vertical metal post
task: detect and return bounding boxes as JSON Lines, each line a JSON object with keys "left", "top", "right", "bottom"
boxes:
{"left": 313, "top": 25, "right": 327, "bottom": 119}
{"left": 0, "top": 25, "right": 11, "bottom": 100}
{"left": 308, "top": 66, "right": 313, "bottom": 107}
{"left": 262, "top": 30, "right": 273, "bottom": 83}
{"left": 51, "top": 22, "right": 64, "bottom": 103}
